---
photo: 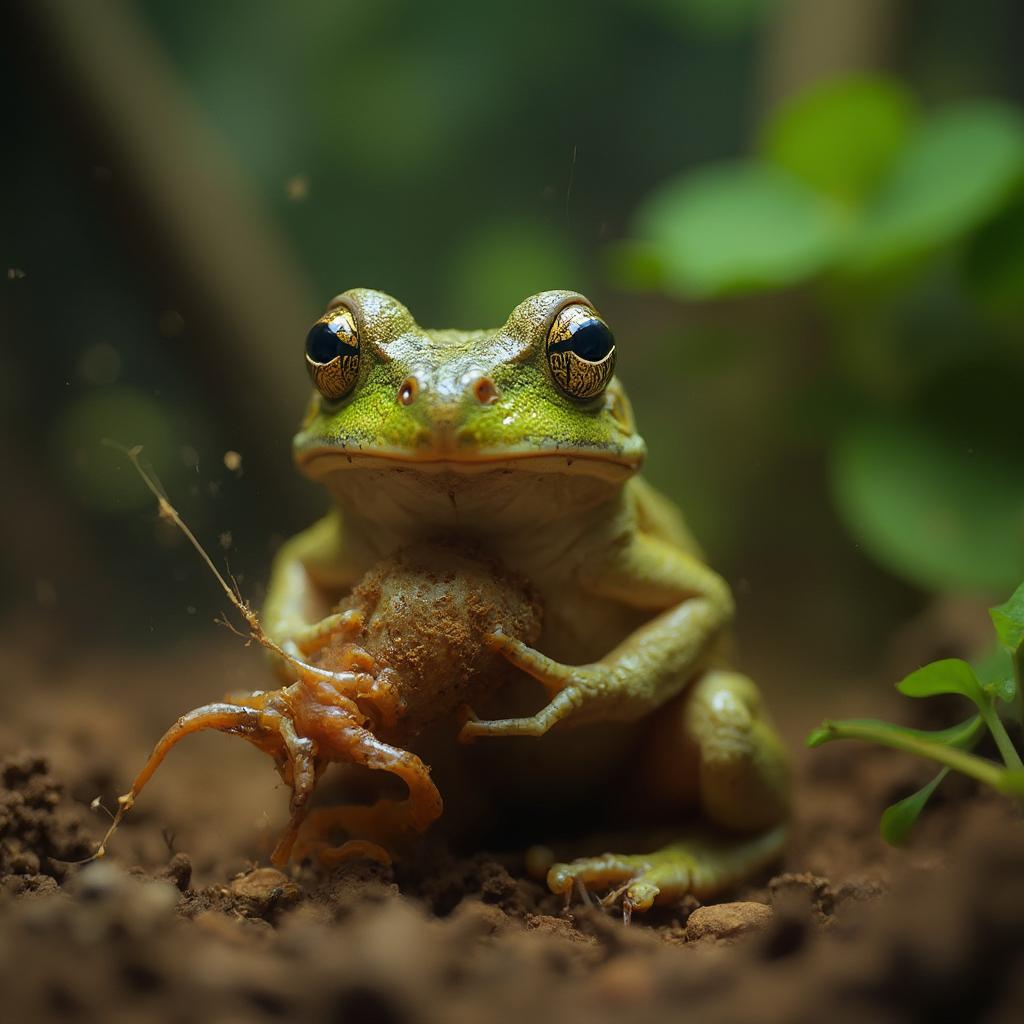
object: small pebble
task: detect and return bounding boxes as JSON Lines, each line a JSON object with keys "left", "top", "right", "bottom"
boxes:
{"left": 686, "top": 901, "right": 773, "bottom": 942}
{"left": 229, "top": 867, "right": 301, "bottom": 906}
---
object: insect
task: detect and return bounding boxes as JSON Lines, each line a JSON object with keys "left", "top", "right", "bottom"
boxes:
{"left": 99, "top": 452, "right": 541, "bottom": 868}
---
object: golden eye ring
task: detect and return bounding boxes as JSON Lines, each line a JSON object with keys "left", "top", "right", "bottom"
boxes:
{"left": 305, "top": 307, "right": 360, "bottom": 401}
{"left": 545, "top": 303, "right": 616, "bottom": 401}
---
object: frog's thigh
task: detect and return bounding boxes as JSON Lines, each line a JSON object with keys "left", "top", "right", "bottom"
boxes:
{"left": 547, "top": 671, "right": 790, "bottom": 914}
{"left": 673, "top": 669, "right": 790, "bottom": 832}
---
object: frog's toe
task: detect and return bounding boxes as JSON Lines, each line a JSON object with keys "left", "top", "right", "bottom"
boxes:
{"left": 547, "top": 853, "right": 662, "bottom": 920}
{"left": 621, "top": 879, "right": 661, "bottom": 920}
{"left": 546, "top": 827, "right": 787, "bottom": 922}
{"left": 458, "top": 685, "right": 584, "bottom": 740}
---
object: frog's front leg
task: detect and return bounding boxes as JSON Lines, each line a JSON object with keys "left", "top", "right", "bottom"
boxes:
{"left": 263, "top": 511, "right": 361, "bottom": 659}
{"left": 460, "top": 533, "right": 734, "bottom": 737}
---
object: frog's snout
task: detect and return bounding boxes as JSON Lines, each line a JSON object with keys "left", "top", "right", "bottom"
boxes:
{"left": 396, "top": 369, "right": 500, "bottom": 412}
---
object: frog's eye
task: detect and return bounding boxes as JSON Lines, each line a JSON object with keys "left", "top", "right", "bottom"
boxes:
{"left": 545, "top": 304, "right": 616, "bottom": 401}
{"left": 305, "top": 307, "right": 360, "bottom": 401}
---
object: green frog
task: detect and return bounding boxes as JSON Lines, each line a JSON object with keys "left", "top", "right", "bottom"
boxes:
{"left": 263, "top": 288, "right": 790, "bottom": 918}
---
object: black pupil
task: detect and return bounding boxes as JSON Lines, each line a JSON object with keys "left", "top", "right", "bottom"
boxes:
{"left": 550, "top": 318, "right": 614, "bottom": 362}
{"left": 306, "top": 322, "right": 343, "bottom": 364}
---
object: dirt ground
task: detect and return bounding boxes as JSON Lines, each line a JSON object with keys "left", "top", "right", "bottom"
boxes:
{"left": 1, "top": 620, "right": 1023, "bottom": 1024}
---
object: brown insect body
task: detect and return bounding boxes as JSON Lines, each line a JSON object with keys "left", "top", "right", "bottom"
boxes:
{"left": 106, "top": 539, "right": 543, "bottom": 869}
{"left": 321, "top": 540, "right": 543, "bottom": 743}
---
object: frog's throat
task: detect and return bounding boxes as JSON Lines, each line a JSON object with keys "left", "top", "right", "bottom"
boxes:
{"left": 295, "top": 446, "right": 642, "bottom": 483}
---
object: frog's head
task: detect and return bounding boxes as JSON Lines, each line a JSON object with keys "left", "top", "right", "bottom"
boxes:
{"left": 293, "top": 288, "right": 645, "bottom": 492}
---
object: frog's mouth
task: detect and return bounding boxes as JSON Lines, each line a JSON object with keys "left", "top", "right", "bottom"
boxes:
{"left": 295, "top": 445, "right": 642, "bottom": 482}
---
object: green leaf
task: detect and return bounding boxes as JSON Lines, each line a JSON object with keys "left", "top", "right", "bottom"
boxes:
{"left": 761, "top": 74, "right": 917, "bottom": 205}
{"left": 982, "top": 676, "right": 1018, "bottom": 705}
{"left": 843, "top": 102, "right": 1024, "bottom": 273}
{"left": 831, "top": 413, "right": 1024, "bottom": 593}
{"left": 964, "top": 198, "right": 1024, "bottom": 322}
{"left": 880, "top": 769, "right": 948, "bottom": 845}
{"left": 633, "top": 162, "right": 843, "bottom": 298}
{"left": 604, "top": 239, "right": 666, "bottom": 291}
{"left": 990, "top": 581, "right": 1024, "bottom": 656}
{"left": 897, "top": 658, "right": 985, "bottom": 705}
{"left": 974, "top": 645, "right": 1014, "bottom": 688}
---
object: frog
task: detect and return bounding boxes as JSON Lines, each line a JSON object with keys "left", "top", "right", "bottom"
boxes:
{"left": 262, "top": 287, "right": 790, "bottom": 919}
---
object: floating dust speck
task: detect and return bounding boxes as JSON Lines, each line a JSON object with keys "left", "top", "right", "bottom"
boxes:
{"left": 223, "top": 450, "right": 243, "bottom": 474}
{"left": 219, "top": 531, "right": 233, "bottom": 551}
{"left": 7, "top": 267, "right": 26, "bottom": 280}
{"left": 285, "top": 175, "right": 309, "bottom": 201}
{"left": 158, "top": 310, "right": 185, "bottom": 338}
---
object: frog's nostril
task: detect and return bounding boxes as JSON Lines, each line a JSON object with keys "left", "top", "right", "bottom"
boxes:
{"left": 471, "top": 376, "right": 500, "bottom": 406}
{"left": 397, "top": 377, "right": 419, "bottom": 406}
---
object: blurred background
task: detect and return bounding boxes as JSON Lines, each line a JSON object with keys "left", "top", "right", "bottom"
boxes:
{"left": 3, "top": 0, "right": 1023, "bottom": 702}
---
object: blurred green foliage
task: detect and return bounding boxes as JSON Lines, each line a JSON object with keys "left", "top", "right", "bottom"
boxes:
{"left": 6, "top": 0, "right": 1024, "bottom": 665}
{"left": 620, "top": 74, "right": 1024, "bottom": 593}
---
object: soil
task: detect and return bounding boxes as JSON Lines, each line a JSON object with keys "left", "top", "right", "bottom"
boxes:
{"left": 1, "top": 625, "right": 1023, "bottom": 1023}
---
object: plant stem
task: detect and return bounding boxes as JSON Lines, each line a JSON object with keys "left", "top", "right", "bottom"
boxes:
{"left": 1011, "top": 650, "right": 1024, "bottom": 729}
{"left": 980, "top": 701, "right": 1024, "bottom": 771}
{"left": 813, "top": 719, "right": 1010, "bottom": 790}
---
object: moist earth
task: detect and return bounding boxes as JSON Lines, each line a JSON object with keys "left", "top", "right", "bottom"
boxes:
{"left": 1, "top": 634, "right": 1022, "bottom": 1023}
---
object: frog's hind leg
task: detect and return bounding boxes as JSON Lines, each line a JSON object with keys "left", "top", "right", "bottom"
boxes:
{"left": 547, "top": 669, "right": 790, "bottom": 920}
{"left": 548, "top": 824, "right": 788, "bottom": 922}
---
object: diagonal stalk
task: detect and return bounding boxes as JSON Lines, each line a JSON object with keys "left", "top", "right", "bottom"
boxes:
{"left": 1010, "top": 649, "right": 1024, "bottom": 729}
{"left": 811, "top": 719, "right": 1018, "bottom": 792}
{"left": 977, "top": 697, "right": 1024, "bottom": 772}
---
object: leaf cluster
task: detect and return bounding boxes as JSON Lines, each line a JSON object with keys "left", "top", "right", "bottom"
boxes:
{"left": 616, "top": 75, "right": 1024, "bottom": 593}
{"left": 808, "top": 582, "right": 1024, "bottom": 844}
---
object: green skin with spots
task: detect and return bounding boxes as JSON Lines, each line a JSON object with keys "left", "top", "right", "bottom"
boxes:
{"left": 266, "top": 288, "right": 790, "bottom": 918}
{"left": 295, "top": 288, "right": 643, "bottom": 464}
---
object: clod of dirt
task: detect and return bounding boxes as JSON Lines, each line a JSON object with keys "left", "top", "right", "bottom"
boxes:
{"left": 229, "top": 866, "right": 302, "bottom": 907}
{"left": 0, "top": 752, "right": 94, "bottom": 888}
{"left": 686, "top": 901, "right": 773, "bottom": 942}
{"left": 768, "top": 872, "right": 835, "bottom": 921}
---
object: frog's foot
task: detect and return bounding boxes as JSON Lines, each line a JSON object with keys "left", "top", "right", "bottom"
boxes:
{"left": 459, "top": 632, "right": 594, "bottom": 739}
{"left": 547, "top": 852, "right": 664, "bottom": 923}
{"left": 547, "top": 826, "right": 788, "bottom": 923}
{"left": 483, "top": 630, "right": 579, "bottom": 693}
{"left": 458, "top": 687, "right": 585, "bottom": 739}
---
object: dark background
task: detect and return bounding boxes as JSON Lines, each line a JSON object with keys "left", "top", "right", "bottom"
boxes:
{"left": 3, "top": 0, "right": 1023, "bottom": 702}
